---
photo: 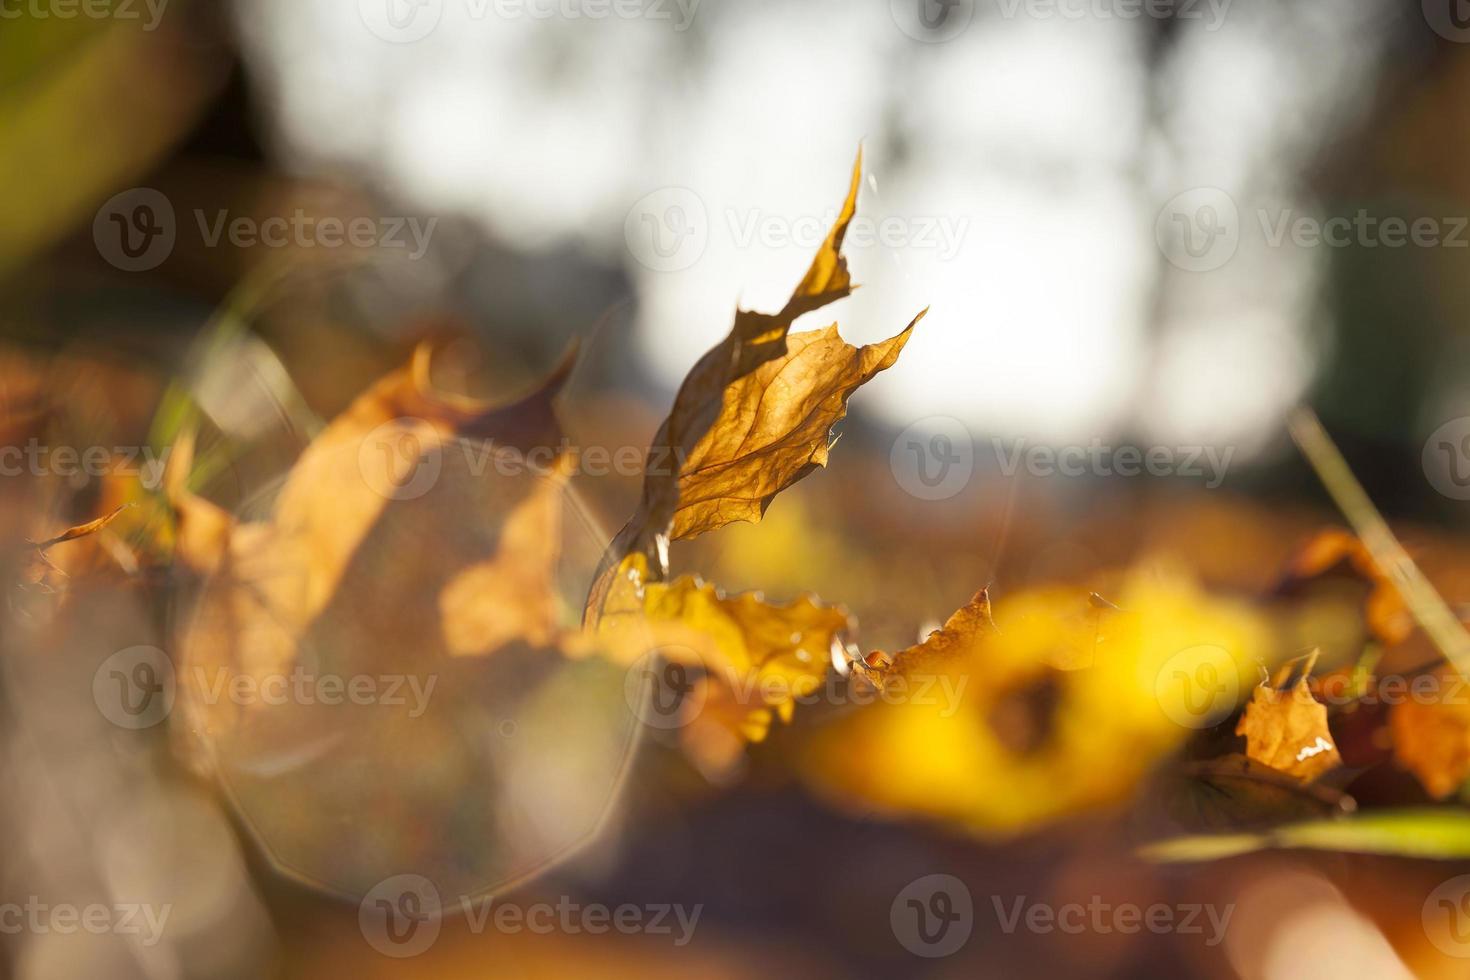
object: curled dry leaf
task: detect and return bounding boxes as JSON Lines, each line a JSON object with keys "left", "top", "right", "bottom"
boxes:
{"left": 589, "top": 552, "right": 852, "bottom": 778}
{"left": 1276, "top": 528, "right": 1412, "bottom": 647}
{"left": 1389, "top": 663, "right": 1470, "bottom": 799}
{"left": 851, "top": 588, "right": 996, "bottom": 691}
{"left": 18, "top": 502, "right": 131, "bottom": 593}
{"left": 1234, "top": 650, "right": 1342, "bottom": 783}
{"left": 589, "top": 151, "right": 924, "bottom": 618}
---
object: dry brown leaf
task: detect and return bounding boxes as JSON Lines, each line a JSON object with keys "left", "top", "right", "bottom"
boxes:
{"left": 439, "top": 454, "right": 574, "bottom": 657}
{"left": 167, "top": 340, "right": 579, "bottom": 772}
{"left": 1235, "top": 650, "right": 1341, "bottom": 782}
{"left": 590, "top": 151, "right": 924, "bottom": 617}
{"left": 589, "top": 552, "right": 852, "bottom": 777}
{"left": 1390, "top": 663, "right": 1470, "bottom": 798}
{"left": 1151, "top": 755, "right": 1354, "bottom": 834}
{"left": 853, "top": 589, "right": 996, "bottom": 691}
{"left": 19, "top": 503, "right": 132, "bottom": 592}
{"left": 665, "top": 321, "right": 918, "bottom": 541}
{"left": 1277, "top": 528, "right": 1412, "bottom": 647}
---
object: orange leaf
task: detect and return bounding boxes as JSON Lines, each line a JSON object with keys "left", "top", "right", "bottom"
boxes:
{"left": 1234, "top": 651, "right": 1342, "bottom": 783}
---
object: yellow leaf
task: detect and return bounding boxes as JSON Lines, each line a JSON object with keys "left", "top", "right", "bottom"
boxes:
{"left": 591, "top": 552, "right": 852, "bottom": 778}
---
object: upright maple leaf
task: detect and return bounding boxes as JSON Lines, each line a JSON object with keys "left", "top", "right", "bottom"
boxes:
{"left": 588, "top": 150, "right": 925, "bottom": 619}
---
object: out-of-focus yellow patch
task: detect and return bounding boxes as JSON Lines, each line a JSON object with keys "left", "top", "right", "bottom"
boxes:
{"left": 801, "top": 565, "right": 1274, "bottom": 836}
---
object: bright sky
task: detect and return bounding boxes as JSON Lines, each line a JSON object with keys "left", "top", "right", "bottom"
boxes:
{"left": 234, "top": 0, "right": 1387, "bottom": 457}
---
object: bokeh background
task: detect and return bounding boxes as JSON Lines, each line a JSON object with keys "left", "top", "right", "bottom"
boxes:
{"left": 6, "top": 0, "right": 1470, "bottom": 977}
